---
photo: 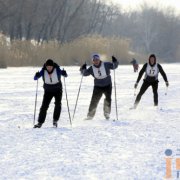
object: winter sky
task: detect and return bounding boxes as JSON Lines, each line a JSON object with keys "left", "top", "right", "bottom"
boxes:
{"left": 107, "top": 0, "right": 180, "bottom": 14}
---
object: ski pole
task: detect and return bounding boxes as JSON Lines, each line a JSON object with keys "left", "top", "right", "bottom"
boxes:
{"left": 113, "top": 63, "right": 118, "bottom": 121}
{"left": 72, "top": 63, "right": 85, "bottom": 121}
{"left": 72, "top": 74, "right": 83, "bottom": 121}
{"left": 134, "top": 88, "right": 136, "bottom": 96}
{"left": 165, "top": 86, "right": 168, "bottom": 95}
{"left": 63, "top": 75, "right": 72, "bottom": 126}
{"left": 33, "top": 79, "right": 39, "bottom": 125}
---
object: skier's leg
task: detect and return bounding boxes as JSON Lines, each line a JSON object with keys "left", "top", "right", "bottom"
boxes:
{"left": 38, "top": 91, "right": 53, "bottom": 124}
{"left": 53, "top": 89, "right": 62, "bottom": 123}
{"left": 87, "top": 86, "right": 103, "bottom": 118}
{"left": 103, "top": 85, "right": 112, "bottom": 119}
{"left": 133, "top": 64, "right": 136, "bottom": 72}
{"left": 134, "top": 82, "right": 150, "bottom": 108}
{"left": 152, "top": 82, "right": 158, "bottom": 106}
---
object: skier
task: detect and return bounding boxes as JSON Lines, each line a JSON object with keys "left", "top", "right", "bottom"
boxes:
{"left": 33, "top": 59, "right": 67, "bottom": 128}
{"left": 132, "top": 54, "right": 169, "bottom": 109}
{"left": 130, "top": 58, "right": 139, "bottom": 72}
{"left": 80, "top": 54, "right": 119, "bottom": 120}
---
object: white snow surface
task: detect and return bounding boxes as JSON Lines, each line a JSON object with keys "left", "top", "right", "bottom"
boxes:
{"left": 0, "top": 64, "right": 179, "bottom": 180}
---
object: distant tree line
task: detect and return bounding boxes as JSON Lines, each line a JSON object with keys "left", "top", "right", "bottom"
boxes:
{"left": 0, "top": 0, "right": 179, "bottom": 62}
{"left": 0, "top": 34, "right": 132, "bottom": 67}
{"left": 0, "top": 0, "right": 114, "bottom": 43}
{"left": 103, "top": 4, "right": 180, "bottom": 62}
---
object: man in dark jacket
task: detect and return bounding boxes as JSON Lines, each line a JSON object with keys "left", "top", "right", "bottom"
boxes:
{"left": 34, "top": 59, "right": 67, "bottom": 128}
{"left": 80, "top": 54, "right": 119, "bottom": 120}
{"left": 132, "top": 54, "right": 169, "bottom": 109}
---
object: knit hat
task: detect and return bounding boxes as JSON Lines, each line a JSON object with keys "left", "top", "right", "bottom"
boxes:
{"left": 46, "top": 59, "right": 54, "bottom": 66}
{"left": 92, "top": 54, "right": 100, "bottom": 61}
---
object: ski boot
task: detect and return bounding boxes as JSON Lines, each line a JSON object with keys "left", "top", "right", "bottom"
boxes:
{"left": 34, "top": 123, "right": 42, "bottom": 128}
{"left": 104, "top": 113, "right": 110, "bottom": 120}
{"left": 53, "top": 120, "right": 58, "bottom": 128}
{"left": 84, "top": 116, "right": 93, "bottom": 120}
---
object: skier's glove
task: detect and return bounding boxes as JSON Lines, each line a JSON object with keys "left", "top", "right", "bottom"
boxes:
{"left": 61, "top": 70, "right": 68, "bottom": 77}
{"left": 34, "top": 72, "right": 40, "bottom": 80}
{"left": 165, "top": 81, "right": 169, "bottom": 87}
{"left": 80, "top": 63, "right": 87, "bottom": 71}
{"left": 112, "top": 56, "right": 117, "bottom": 63}
{"left": 35, "top": 72, "right": 40, "bottom": 78}
{"left": 134, "top": 82, "right": 138, "bottom": 89}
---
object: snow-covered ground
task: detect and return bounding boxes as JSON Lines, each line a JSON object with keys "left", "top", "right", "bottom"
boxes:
{"left": 0, "top": 64, "right": 179, "bottom": 180}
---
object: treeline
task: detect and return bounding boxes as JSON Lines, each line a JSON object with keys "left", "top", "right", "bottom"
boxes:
{"left": 0, "top": 0, "right": 180, "bottom": 66}
{"left": 0, "top": 34, "right": 134, "bottom": 66}
{"left": 0, "top": 0, "right": 113, "bottom": 43}
{"left": 105, "top": 5, "right": 180, "bottom": 62}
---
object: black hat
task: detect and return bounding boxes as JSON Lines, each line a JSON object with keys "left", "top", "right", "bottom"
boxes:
{"left": 46, "top": 59, "right": 54, "bottom": 66}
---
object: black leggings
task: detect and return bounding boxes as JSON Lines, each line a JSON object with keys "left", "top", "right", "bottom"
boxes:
{"left": 135, "top": 81, "right": 158, "bottom": 106}
{"left": 88, "top": 85, "right": 112, "bottom": 117}
{"left": 38, "top": 90, "right": 62, "bottom": 124}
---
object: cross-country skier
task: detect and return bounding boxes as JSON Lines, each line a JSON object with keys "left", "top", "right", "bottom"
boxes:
{"left": 132, "top": 54, "right": 169, "bottom": 109}
{"left": 80, "top": 54, "right": 119, "bottom": 120}
{"left": 130, "top": 58, "right": 139, "bottom": 72}
{"left": 33, "top": 59, "right": 67, "bottom": 128}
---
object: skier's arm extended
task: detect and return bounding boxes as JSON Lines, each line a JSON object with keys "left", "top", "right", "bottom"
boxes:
{"left": 80, "top": 63, "right": 92, "bottom": 76}
{"left": 158, "top": 64, "right": 168, "bottom": 82}
{"left": 34, "top": 69, "right": 43, "bottom": 80}
{"left": 136, "top": 63, "right": 147, "bottom": 83}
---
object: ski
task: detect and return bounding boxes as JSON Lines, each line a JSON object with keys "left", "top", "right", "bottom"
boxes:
{"left": 129, "top": 107, "right": 136, "bottom": 110}
{"left": 105, "top": 118, "right": 116, "bottom": 121}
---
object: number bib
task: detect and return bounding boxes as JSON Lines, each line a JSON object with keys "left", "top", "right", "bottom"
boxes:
{"left": 92, "top": 62, "right": 107, "bottom": 79}
{"left": 44, "top": 69, "right": 59, "bottom": 84}
{"left": 146, "top": 63, "right": 159, "bottom": 77}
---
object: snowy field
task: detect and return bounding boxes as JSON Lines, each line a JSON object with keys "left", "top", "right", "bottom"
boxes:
{"left": 0, "top": 64, "right": 180, "bottom": 180}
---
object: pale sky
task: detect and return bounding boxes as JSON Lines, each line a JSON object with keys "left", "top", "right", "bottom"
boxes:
{"left": 107, "top": 0, "right": 180, "bottom": 14}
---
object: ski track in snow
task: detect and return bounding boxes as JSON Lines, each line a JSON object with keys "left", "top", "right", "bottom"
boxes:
{"left": 0, "top": 64, "right": 179, "bottom": 180}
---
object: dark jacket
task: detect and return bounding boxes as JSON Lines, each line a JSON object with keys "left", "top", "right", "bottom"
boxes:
{"left": 82, "top": 61, "right": 118, "bottom": 87}
{"left": 136, "top": 63, "right": 168, "bottom": 83}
